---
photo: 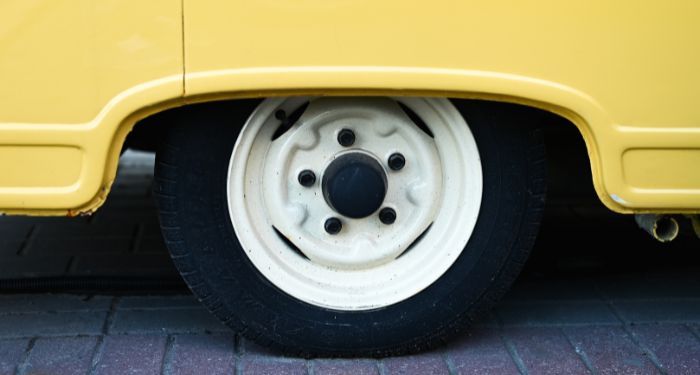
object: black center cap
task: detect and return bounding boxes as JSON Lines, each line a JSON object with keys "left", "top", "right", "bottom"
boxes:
{"left": 322, "top": 153, "right": 387, "bottom": 219}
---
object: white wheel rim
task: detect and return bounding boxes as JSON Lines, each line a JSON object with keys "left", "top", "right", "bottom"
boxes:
{"left": 228, "top": 97, "right": 482, "bottom": 310}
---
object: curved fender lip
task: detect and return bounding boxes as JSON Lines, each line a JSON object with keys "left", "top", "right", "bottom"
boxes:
{"left": 3, "top": 67, "right": 700, "bottom": 215}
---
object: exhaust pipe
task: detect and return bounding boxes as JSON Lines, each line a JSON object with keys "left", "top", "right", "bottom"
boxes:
{"left": 635, "top": 214, "right": 679, "bottom": 243}
{"left": 689, "top": 215, "right": 700, "bottom": 239}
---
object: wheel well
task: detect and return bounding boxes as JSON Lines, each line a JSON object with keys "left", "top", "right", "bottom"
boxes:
{"left": 123, "top": 97, "right": 594, "bottom": 204}
{"left": 124, "top": 99, "right": 262, "bottom": 152}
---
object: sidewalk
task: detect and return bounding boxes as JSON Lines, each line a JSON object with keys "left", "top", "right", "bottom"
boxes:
{"left": 0, "top": 151, "right": 699, "bottom": 374}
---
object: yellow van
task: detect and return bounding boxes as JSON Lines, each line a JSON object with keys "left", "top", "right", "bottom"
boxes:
{"left": 1, "top": 1, "right": 699, "bottom": 356}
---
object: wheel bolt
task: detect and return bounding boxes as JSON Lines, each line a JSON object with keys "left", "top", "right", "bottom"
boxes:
{"left": 274, "top": 109, "right": 287, "bottom": 121}
{"left": 298, "top": 170, "right": 316, "bottom": 187}
{"left": 324, "top": 217, "right": 342, "bottom": 234}
{"left": 379, "top": 207, "right": 396, "bottom": 225}
{"left": 337, "top": 129, "right": 355, "bottom": 147}
{"left": 388, "top": 153, "right": 405, "bottom": 171}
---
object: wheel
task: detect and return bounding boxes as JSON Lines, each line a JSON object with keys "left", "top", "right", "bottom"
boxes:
{"left": 154, "top": 97, "right": 546, "bottom": 357}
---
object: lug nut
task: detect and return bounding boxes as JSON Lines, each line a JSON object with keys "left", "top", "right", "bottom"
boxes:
{"left": 379, "top": 207, "right": 397, "bottom": 225}
{"left": 274, "top": 109, "right": 287, "bottom": 121}
{"left": 337, "top": 129, "right": 355, "bottom": 147}
{"left": 324, "top": 217, "right": 342, "bottom": 234}
{"left": 388, "top": 153, "right": 405, "bottom": 171}
{"left": 298, "top": 170, "right": 316, "bottom": 187}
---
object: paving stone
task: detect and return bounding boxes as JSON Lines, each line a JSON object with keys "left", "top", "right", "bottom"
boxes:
{"left": 629, "top": 324, "right": 700, "bottom": 374}
{"left": 137, "top": 236, "right": 168, "bottom": 254}
{"left": 312, "top": 359, "right": 379, "bottom": 375}
{"left": 110, "top": 308, "right": 227, "bottom": 334}
{"left": 0, "top": 220, "right": 32, "bottom": 239}
{"left": 119, "top": 295, "right": 201, "bottom": 310}
{"left": 94, "top": 335, "right": 166, "bottom": 375}
{"left": 24, "top": 336, "right": 97, "bottom": 374}
{"left": 0, "top": 215, "right": 91, "bottom": 226}
{"left": 497, "top": 301, "right": 620, "bottom": 326}
{"left": 69, "top": 254, "right": 179, "bottom": 277}
{"left": 0, "top": 338, "right": 29, "bottom": 375}
{"left": 0, "top": 256, "right": 72, "bottom": 278}
{"left": 242, "top": 338, "right": 286, "bottom": 357}
{"left": 28, "top": 237, "right": 132, "bottom": 255}
{"left": 0, "top": 294, "right": 111, "bottom": 314}
{"left": 167, "top": 334, "right": 236, "bottom": 375}
{"left": 597, "top": 276, "right": 700, "bottom": 300}
{"left": 445, "top": 328, "right": 520, "bottom": 375}
{"left": 612, "top": 300, "right": 700, "bottom": 323}
{"left": 382, "top": 352, "right": 449, "bottom": 374}
{"left": 504, "top": 327, "right": 589, "bottom": 374}
{"left": 0, "top": 311, "right": 106, "bottom": 338}
{"left": 0, "top": 239, "right": 23, "bottom": 256}
{"left": 92, "top": 206, "right": 156, "bottom": 220}
{"left": 240, "top": 358, "right": 307, "bottom": 375}
{"left": 34, "top": 221, "right": 135, "bottom": 238}
{"left": 503, "top": 278, "right": 600, "bottom": 302}
{"left": 563, "top": 326, "right": 658, "bottom": 374}
{"left": 690, "top": 323, "right": 700, "bottom": 338}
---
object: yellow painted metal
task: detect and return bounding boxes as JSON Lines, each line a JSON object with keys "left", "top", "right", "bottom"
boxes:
{"left": 1, "top": 0, "right": 699, "bottom": 215}
{"left": 0, "top": 0, "right": 182, "bottom": 214}
{"left": 623, "top": 149, "right": 700, "bottom": 190}
{"left": 0, "top": 0, "right": 183, "bottom": 124}
{"left": 0, "top": 146, "right": 82, "bottom": 188}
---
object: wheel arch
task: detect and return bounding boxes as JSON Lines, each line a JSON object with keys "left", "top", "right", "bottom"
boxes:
{"left": 2, "top": 68, "right": 620, "bottom": 215}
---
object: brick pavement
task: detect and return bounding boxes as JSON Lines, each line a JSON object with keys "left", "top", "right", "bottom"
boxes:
{"left": 0, "top": 278, "right": 697, "bottom": 374}
{"left": 0, "top": 151, "right": 699, "bottom": 374}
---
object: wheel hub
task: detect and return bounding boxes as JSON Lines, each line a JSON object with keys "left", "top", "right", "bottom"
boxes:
{"left": 322, "top": 152, "right": 387, "bottom": 219}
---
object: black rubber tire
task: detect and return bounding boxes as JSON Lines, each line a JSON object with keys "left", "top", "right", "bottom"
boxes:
{"left": 153, "top": 99, "right": 547, "bottom": 357}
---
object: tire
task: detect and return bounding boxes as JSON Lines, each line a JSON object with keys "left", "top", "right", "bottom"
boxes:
{"left": 154, "top": 97, "right": 546, "bottom": 357}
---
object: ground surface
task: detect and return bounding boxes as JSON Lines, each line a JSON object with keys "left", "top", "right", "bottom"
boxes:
{"left": 0, "top": 151, "right": 699, "bottom": 374}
